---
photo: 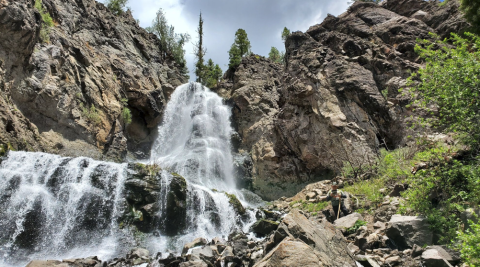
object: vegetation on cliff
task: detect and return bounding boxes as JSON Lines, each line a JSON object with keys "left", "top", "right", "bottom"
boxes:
{"left": 228, "top": 29, "right": 251, "bottom": 68}
{"left": 34, "top": 0, "right": 53, "bottom": 43}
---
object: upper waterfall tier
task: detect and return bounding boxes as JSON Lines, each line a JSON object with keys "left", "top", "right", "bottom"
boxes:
{"left": 150, "top": 82, "right": 236, "bottom": 191}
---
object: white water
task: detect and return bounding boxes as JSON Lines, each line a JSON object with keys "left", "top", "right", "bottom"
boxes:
{"left": 0, "top": 82, "right": 258, "bottom": 266}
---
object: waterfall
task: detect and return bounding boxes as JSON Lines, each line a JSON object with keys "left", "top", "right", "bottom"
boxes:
{"left": 146, "top": 82, "right": 256, "bottom": 253}
{"left": 0, "top": 82, "right": 258, "bottom": 266}
{"left": 0, "top": 152, "right": 129, "bottom": 266}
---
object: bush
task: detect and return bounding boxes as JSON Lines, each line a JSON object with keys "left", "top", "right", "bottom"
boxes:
{"left": 289, "top": 200, "right": 329, "bottom": 213}
{"left": 120, "top": 98, "right": 132, "bottom": 125}
{"left": 34, "top": 0, "right": 53, "bottom": 43}
{"left": 80, "top": 103, "right": 102, "bottom": 126}
{"left": 409, "top": 33, "right": 480, "bottom": 152}
{"left": 104, "top": 0, "right": 128, "bottom": 16}
{"left": 455, "top": 219, "right": 480, "bottom": 266}
{"left": 346, "top": 220, "right": 368, "bottom": 234}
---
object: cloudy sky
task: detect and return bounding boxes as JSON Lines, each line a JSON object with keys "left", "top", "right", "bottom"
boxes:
{"left": 125, "top": 0, "right": 351, "bottom": 81}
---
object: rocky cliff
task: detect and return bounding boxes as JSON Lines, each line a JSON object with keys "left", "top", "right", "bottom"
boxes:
{"left": 0, "top": 0, "right": 187, "bottom": 161}
{"left": 218, "top": 0, "right": 468, "bottom": 200}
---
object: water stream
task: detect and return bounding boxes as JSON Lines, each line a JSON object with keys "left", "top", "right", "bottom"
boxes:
{"left": 0, "top": 82, "right": 259, "bottom": 266}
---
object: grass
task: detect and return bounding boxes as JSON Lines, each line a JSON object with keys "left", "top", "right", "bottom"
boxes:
{"left": 290, "top": 200, "right": 329, "bottom": 213}
{"left": 34, "top": 0, "right": 54, "bottom": 43}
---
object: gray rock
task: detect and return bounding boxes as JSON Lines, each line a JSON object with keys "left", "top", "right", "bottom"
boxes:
{"left": 182, "top": 237, "right": 209, "bottom": 255}
{"left": 421, "top": 249, "right": 453, "bottom": 267}
{"left": 425, "top": 246, "right": 461, "bottom": 265}
{"left": 334, "top": 212, "right": 364, "bottom": 231}
{"left": 250, "top": 219, "right": 279, "bottom": 236}
{"left": 179, "top": 261, "right": 208, "bottom": 267}
{"left": 386, "top": 215, "right": 433, "bottom": 250}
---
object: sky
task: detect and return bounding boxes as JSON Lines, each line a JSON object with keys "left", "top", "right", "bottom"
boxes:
{"left": 125, "top": 0, "right": 351, "bottom": 81}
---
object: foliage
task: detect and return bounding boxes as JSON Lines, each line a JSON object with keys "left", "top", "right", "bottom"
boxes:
{"left": 344, "top": 178, "right": 385, "bottom": 205}
{"left": 104, "top": 0, "right": 128, "bottom": 15}
{"left": 346, "top": 220, "right": 368, "bottom": 234}
{"left": 228, "top": 29, "right": 251, "bottom": 68}
{"left": 203, "top": 59, "right": 223, "bottom": 88}
{"left": 80, "top": 103, "right": 102, "bottom": 126}
{"left": 194, "top": 13, "right": 206, "bottom": 84}
{"left": 289, "top": 200, "right": 329, "bottom": 213}
{"left": 146, "top": 9, "right": 190, "bottom": 77}
{"left": 120, "top": 98, "right": 132, "bottom": 125}
{"left": 460, "top": 0, "right": 480, "bottom": 33}
{"left": 268, "top": 47, "right": 283, "bottom": 63}
{"left": 455, "top": 218, "right": 480, "bottom": 266}
{"left": 34, "top": 0, "right": 54, "bottom": 43}
{"left": 409, "top": 33, "right": 480, "bottom": 152}
{"left": 281, "top": 27, "right": 291, "bottom": 43}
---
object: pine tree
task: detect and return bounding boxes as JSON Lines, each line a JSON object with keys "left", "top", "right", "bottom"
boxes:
{"left": 204, "top": 59, "right": 223, "bottom": 88}
{"left": 281, "top": 27, "right": 290, "bottom": 43}
{"left": 268, "top": 47, "right": 282, "bottom": 63}
{"left": 460, "top": 0, "right": 480, "bottom": 33}
{"left": 194, "top": 13, "right": 207, "bottom": 83}
{"left": 228, "top": 29, "right": 251, "bottom": 69}
{"left": 104, "top": 0, "right": 128, "bottom": 15}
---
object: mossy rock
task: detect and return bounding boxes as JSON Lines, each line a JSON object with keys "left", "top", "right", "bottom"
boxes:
{"left": 250, "top": 219, "right": 279, "bottom": 236}
{"left": 225, "top": 192, "right": 246, "bottom": 216}
{"left": 129, "top": 162, "right": 162, "bottom": 177}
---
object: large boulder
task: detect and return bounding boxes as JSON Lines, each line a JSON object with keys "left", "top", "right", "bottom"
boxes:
{"left": 269, "top": 210, "right": 356, "bottom": 266}
{"left": 250, "top": 219, "right": 279, "bottom": 236}
{"left": 385, "top": 215, "right": 433, "bottom": 250}
{"left": 254, "top": 238, "right": 327, "bottom": 267}
{"left": 421, "top": 249, "right": 453, "bottom": 267}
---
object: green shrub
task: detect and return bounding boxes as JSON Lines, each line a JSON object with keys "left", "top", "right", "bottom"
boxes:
{"left": 104, "top": 0, "right": 128, "bottom": 15}
{"left": 34, "top": 0, "right": 54, "bottom": 43}
{"left": 455, "top": 219, "right": 480, "bottom": 266}
{"left": 346, "top": 220, "right": 368, "bottom": 235}
{"left": 120, "top": 98, "right": 132, "bottom": 125}
{"left": 344, "top": 178, "right": 385, "bottom": 205}
{"left": 80, "top": 103, "right": 102, "bottom": 126}
{"left": 289, "top": 200, "right": 329, "bottom": 213}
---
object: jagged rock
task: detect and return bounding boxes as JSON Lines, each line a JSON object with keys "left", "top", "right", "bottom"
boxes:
{"left": 334, "top": 212, "right": 363, "bottom": 231}
{"left": 274, "top": 210, "right": 356, "bottom": 266}
{"left": 215, "top": 0, "right": 467, "bottom": 200}
{"left": 424, "top": 246, "right": 461, "bottom": 265}
{"left": 250, "top": 219, "right": 279, "bottom": 236}
{"left": 460, "top": 207, "right": 480, "bottom": 231}
{"left": 0, "top": 0, "right": 187, "bottom": 161}
{"left": 127, "top": 247, "right": 150, "bottom": 265}
{"left": 386, "top": 215, "right": 433, "bottom": 250}
{"left": 224, "top": 192, "right": 246, "bottom": 216}
{"left": 26, "top": 260, "right": 65, "bottom": 267}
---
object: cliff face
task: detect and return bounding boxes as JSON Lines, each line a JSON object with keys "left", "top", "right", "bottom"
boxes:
{"left": 218, "top": 0, "right": 468, "bottom": 200}
{"left": 0, "top": 0, "right": 187, "bottom": 161}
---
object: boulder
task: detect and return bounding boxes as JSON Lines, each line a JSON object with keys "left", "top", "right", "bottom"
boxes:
{"left": 385, "top": 215, "right": 433, "bottom": 250}
{"left": 254, "top": 238, "right": 326, "bottom": 267}
{"left": 275, "top": 210, "right": 356, "bottom": 266}
{"left": 334, "top": 212, "right": 364, "bottom": 231}
{"left": 26, "top": 261, "right": 66, "bottom": 267}
{"left": 250, "top": 219, "right": 279, "bottom": 236}
{"left": 421, "top": 249, "right": 453, "bottom": 267}
{"left": 424, "top": 246, "right": 460, "bottom": 265}
{"left": 127, "top": 247, "right": 150, "bottom": 265}
{"left": 179, "top": 261, "right": 208, "bottom": 267}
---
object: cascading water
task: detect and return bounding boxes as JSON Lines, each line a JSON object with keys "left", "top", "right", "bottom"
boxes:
{"left": 147, "top": 82, "right": 258, "bottom": 251}
{"left": 0, "top": 82, "right": 259, "bottom": 266}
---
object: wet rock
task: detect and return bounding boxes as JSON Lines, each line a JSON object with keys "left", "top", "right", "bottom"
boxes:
{"left": 165, "top": 173, "right": 187, "bottom": 235}
{"left": 224, "top": 192, "right": 246, "bottom": 216}
{"left": 182, "top": 237, "right": 209, "bottom": 255}
{"left": 127, "top": 248, "right": 150, "bottom": 265}
{"left": 250, "top": 219, "right": 279, "bottom": 236}
{"left": 386, "top": 215, "right": 433, "bottom": 250}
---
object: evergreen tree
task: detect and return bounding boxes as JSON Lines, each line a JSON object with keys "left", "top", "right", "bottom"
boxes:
{"left": 204, "top": 59, "right": 223, "bottom": 88}
{"left": 104, "top": 0, "right": 128, "bottom": 15}
{"left": 228, "top": 29, "right": 251, "bottom": 68}
{"left": 268, "top": 47, "right": 282, "bottom": 63}
{"left": 194, "top": 13, "right": 207, "bottom": 83}
{"left": 460, "top": 0, "right": 480, "bottom": 33}
{"left": 281, "top": 27, "right": 290, "bottom": 43}
{"left": 146, "top": 9, "right": 190, "bottom": 77}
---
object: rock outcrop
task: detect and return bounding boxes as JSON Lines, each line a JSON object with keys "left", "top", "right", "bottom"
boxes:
{"left": 216, "top": 0, "right": 467, "bottom": 200}
{"left": 0, "top": 0, "right": 187, "bottom": 161}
